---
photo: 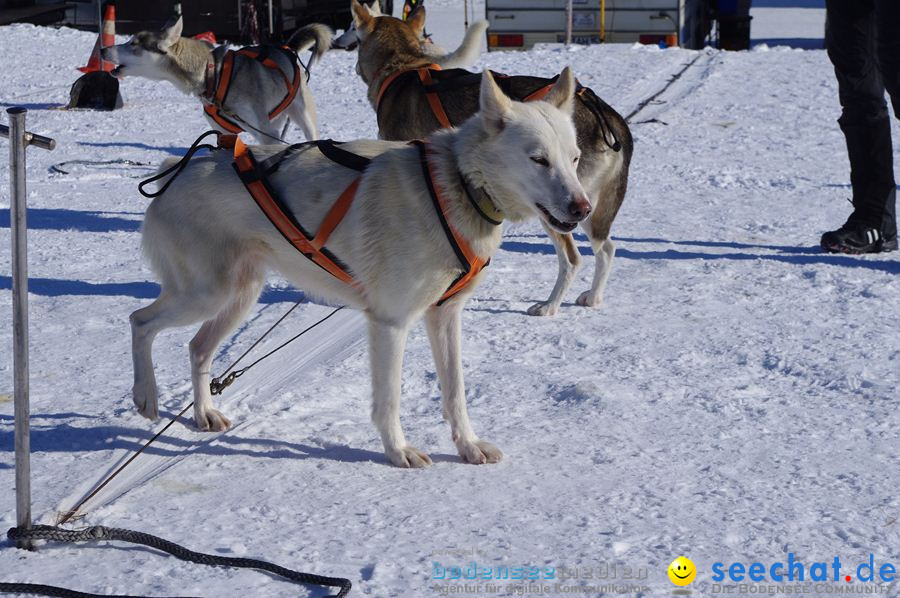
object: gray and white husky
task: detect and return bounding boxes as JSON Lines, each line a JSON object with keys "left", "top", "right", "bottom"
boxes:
{"left": 352, "top": 0, "right": 633, "bottom": 316}
{"left": 131, "top": 69, "right": 590, "bottom": 467}
{"left": 102, "top": 17, "right": 333, "bottom": 143}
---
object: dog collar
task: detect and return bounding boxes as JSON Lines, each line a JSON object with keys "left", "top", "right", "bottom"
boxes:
{"left": 459, "top": 173, "right": 503, "bottom": 226}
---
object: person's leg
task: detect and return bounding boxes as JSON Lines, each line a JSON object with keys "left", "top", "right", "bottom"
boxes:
{"left": 822, "top": 0, "right": 897, "bottom": 252}
{"left": 873, "top": 0, "right": 899, "bottom": 240}
{"left": 875, "top": 0, "right": 900, "bottom": 118}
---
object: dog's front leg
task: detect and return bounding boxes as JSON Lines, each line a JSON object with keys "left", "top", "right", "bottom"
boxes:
{"left": 527, "top": 223, "right": 581, "bottom": 317}
{"left": 368, "top": 317, "right": 432, "bottom": 468}
{"left": 425, "top": 302, "right": 502, "bottom": 465}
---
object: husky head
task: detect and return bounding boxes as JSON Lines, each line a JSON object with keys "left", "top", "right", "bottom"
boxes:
{"left": 102, "top": 16, "right": 208, "bottom": 86}
{"left": 463, "top": 68, "right": 591, "bottom": 233}
{"left": 350, "top": 0, "right": 428, "bottom": 83}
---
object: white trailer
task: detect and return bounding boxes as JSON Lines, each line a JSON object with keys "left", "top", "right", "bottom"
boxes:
{"left": 486, "top": 0, "right": 710, "bottom": 51}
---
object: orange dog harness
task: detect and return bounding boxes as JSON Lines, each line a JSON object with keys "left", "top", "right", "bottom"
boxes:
{"left": 375, "top": 66, "right": 559, "bottom": 129}
{"left": 374, "top": 67, "right": 622, "bottom": 153}
{"left": 204, "top": 45, "right": 304, "bottom": 135}
{"left": 231, "top": 138, "right": 490, "bottom": 305}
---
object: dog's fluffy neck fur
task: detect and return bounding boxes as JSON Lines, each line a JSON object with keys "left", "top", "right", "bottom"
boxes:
{"left": 162, "top": 37, "right": 214, "bottom": 96}
{"left": 424, "top": 119, "right": 536, "bottom": 259}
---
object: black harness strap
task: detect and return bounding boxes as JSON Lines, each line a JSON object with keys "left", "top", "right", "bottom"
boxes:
{"left": 316, "top": 140, "right": 372, "bottom": 172}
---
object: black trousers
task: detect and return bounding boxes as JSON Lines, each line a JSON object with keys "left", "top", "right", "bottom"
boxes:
{"left": 825, "top": 0, "right": 898, "bottom": 237}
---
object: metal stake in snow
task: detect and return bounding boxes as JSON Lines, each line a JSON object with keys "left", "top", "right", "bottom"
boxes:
{"left": 565, "top": 0, "right": 574, "bottom": 46}
{"left": 2, "top": 107, "right": 56, "bottom": 550}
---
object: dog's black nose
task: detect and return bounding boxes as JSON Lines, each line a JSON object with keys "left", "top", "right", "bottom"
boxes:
{"left": 568, "top": 196, "right": 592, "bottom": 220}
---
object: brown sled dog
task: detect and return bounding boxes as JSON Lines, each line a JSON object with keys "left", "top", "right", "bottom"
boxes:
{"left": 351, "top": 0, "right": 633, "bottom": 316}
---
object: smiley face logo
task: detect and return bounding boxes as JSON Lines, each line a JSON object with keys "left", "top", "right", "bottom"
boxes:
{"left": 668, "top": 556, "right": 696, "bottom": 586}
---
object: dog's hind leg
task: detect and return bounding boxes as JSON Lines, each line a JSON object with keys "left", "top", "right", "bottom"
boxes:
{"left": 368, "top": 316, "right": 431, "bottom": 468}
{"left": 188, "top": 264, "right": 265, "bottom": 432}
{"left": 286, "top": 85, "right": 318, "bottom": 142}
{"left": 425, "top": 302, "right": 502, "bottom": 465}
{"left": 576, "top": 236, "right": 615, "bottom": 308}
{"left": 527, "top": 224, "right": 582, "bottom": 317}
{"left": 130, "top": 293, "right": 218, "bottom": 421}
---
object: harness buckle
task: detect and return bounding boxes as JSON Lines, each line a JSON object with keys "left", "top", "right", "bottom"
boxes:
{"left": 209, "top": 370, "right": 242, "bottom": 396}
{"left": 217, "top": 133, "right": 238, "bottom": 150}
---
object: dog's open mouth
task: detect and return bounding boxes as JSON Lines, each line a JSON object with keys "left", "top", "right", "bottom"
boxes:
{"left": 536, "top": 204, "right": 578, "bottom": 233}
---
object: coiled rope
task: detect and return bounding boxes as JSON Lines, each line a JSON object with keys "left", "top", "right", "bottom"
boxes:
{"left": 3, "top": 525, "right": 351, "bottom": 597}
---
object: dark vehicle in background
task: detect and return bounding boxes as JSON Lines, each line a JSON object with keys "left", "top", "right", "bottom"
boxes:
{"left": 117, "top": 0, "right": 394, "bottom": 42}
{"left": 3, "top": 0, "right": 393, "bottom": 42}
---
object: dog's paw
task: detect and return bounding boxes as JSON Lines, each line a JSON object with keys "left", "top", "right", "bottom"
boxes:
{"left": 195, "top": 409, "right": 231, "bottom": 432}
{"left": 527, "top": 301, "right": 558, "bottom": 317}
{"left": 458, "top": 439, "right": 503, "bottom": 465}
{"left": 132, "top": 386, "right": 159, "bottom": 420}
{"left": 576, "top": 290, "right": 602, "bottom": 308}
{"left": 386, "top": 445, "right": 433, "bottom": 468}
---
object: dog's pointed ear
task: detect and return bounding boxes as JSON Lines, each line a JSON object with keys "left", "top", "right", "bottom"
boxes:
{"left": 408, "top": 6, "right": 427, "bottom": 38}
{"left": 479, "top": 70, "right": 512, "bottom": 134}
{"left": 351, "top": 0, "right": 375, "bottom": 35}
{"left": 543, "top": 66, "right": 576, "bottom": 116}
{"left": 159, "top": 15, "right": 183, "bottom": 50}
{"left": 365, "top": 0, "right": 382, "bottom": 17}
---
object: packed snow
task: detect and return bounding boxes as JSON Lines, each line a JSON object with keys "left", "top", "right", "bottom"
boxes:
{"left": 1, "top": 4, "right": 898, "bottom": 597}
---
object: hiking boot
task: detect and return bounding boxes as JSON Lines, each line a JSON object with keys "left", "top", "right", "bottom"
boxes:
{"left": 820, "top": 222, "right": 898, "bottom": 254}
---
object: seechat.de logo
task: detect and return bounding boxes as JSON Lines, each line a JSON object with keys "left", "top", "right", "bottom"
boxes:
{"left": 711, "top": 554, "right": 897, "bottom": 583}
{"left": 668, "top": 556, "right": 697, "bottom": 586}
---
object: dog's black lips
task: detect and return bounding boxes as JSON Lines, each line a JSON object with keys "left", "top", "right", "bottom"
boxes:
{"left": 537, "top": 204, "right": 578, "bottom": 233}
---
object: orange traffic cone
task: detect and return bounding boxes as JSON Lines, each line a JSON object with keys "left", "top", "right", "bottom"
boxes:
{"left": 78, "top": 2, "right": 117, "bottom": 73}
{"left": 193, "top": 31, "right": 218, "bottom": 46}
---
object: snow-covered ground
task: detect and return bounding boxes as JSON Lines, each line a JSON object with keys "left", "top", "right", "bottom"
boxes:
{"left": 1, "top": 6, "right": 898, "bottom": 598}
{"left": 751, "top": 0, "right": 825, "bottom": 50}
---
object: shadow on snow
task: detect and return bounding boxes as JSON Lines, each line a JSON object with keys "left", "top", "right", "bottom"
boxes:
{"left": 500, "top": 236, "right": 900, "bottom": 274}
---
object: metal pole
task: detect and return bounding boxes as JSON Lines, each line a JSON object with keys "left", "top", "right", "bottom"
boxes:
{"left": 268, "top": 0, "right": 274, "bottom": 41}
{"left": 3, "top": 108, "right": 55, "bottom": 550}
{"left": 9, "top": 107, "right": 32, "bottom": 551}
{"left": 600, "top": 0, "right": 606, "bottom": 42}
{"left": 565, "top": 0, "right": 573, "bottom": 46}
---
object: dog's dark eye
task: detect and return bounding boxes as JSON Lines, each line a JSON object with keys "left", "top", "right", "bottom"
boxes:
{"left": 530, "top": 156, "right": 549, "bottom": 167}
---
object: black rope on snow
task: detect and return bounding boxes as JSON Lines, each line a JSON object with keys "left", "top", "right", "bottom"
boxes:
{"left": 2, "top": 525, "right": 352, "bottom": 598}
{"left": 49, "top": 159, "right": 155, "bottom": 177}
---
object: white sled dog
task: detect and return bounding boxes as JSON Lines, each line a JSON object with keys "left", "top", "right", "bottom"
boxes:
{"left": 131, "top": 69, "right": 590, "bottom": 467}
{"left": 102, "top": 17, "right": 332, "bottom": 143}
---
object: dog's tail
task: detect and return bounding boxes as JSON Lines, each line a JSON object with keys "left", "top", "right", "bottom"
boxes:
{"left": 434, "top": 21, "right": 487, "bottom": 70}
{"left": 287, "top": 23, "right": 334, "bottom": 68}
